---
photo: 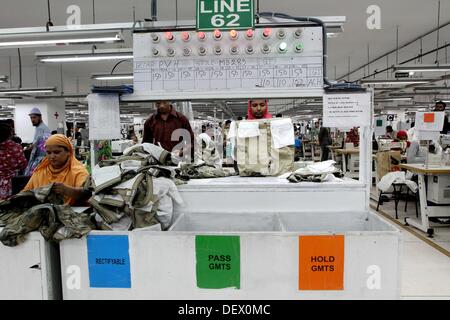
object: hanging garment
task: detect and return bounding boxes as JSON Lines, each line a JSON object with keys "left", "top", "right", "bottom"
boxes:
{"left": 235, "top": 119, "right": 295, "bottom": 177}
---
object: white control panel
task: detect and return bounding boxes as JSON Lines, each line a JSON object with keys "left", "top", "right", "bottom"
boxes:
{"left": 133, "top": 27, "right": 324, "bottom": 99}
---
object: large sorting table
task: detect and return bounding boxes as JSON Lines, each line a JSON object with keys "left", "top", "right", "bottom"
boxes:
{"left": 399, "top": 164, "right": 450, "bottom": 236}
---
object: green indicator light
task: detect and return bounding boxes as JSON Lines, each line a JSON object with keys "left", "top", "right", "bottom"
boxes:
{"left": 295, "top": 43, "right": 304, "bottom": 52}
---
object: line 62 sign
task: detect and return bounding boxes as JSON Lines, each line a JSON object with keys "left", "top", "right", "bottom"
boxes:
{"left": 196, "top": 0, "right": 254, "bottom": 31}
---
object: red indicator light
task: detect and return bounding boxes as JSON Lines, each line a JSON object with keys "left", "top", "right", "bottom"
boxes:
{"left": 182, "top": 32, "right": 190, "bottom": 41}
{"left": 246, "top": 29, "right": 254, "bottom": 38}
{"left": 214, "top": 29, "right": 222, "bottom": 39}
{"left": 262, "top": 28, "right": 272, "bottom": 38}
{"left": 165, "top": 32, "right": 174, "bottom": 41}
{"left": 197, "top": 31, "right": 206, "bottom": 40}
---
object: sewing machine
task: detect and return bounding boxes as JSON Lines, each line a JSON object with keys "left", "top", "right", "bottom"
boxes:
{"left": 427, "top": 174, "right": 450, "bottom": 205}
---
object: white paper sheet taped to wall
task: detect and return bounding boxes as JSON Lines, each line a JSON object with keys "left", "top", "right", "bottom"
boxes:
{"left": 323, "top": 93, "right": 371, "bottom": 128}
{"left": 88, "top": 93, "right": 121, "bottom": 140}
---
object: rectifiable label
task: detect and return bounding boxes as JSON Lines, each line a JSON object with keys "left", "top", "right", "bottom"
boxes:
{"left": 195, "top": 235, "right": 240, "bottom": 289}
{"left": 299, "top": 235, "right": 345, "bottom": 291}
{"left": 87, "top": 235, "right": 131, "bottom": 288}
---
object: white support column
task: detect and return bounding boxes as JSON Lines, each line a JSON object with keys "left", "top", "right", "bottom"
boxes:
{"left": 359, "top": 89, "right": 374, "bottom": 211}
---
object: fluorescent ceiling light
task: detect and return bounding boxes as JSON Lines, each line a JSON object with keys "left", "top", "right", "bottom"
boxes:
{"left": 360, "top": 79, "right": 434, "bottom": 85}
{"left": 375, "top": 97, "right": 413, "bottom": 102}
{"left": 393, "top": 64, "right": 450, "bottom": 73}
{"left": 41, "top": 55, "right": 133, "bottom": 62}
{"left": 0, "top": 87, "right": 56, "bottom": 95}
{"left": 414, "top": 86, "right": 450, "bottom": 91}
{"left": 0, "top": 31, "right": 123, "bottom": 48}
{"left": 36, "top": 49, "right": 133, "bottom": 63}
{"left": 91, "top": 73, "right": 134, "bottom": 81}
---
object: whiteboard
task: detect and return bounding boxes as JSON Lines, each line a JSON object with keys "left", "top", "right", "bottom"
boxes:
{"left": 132, "top": 27, "right": 324, "bottom": 100}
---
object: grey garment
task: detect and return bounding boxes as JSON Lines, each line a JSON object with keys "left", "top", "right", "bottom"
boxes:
{"left": 123, "top": 143, "right": 172, "bottom": 165}
{"left": 287, "top": 171, "right": 344, "bottom": 183}
{"left": 407, "top": 141, "right": 427, "bottom": 164}
{"left": 178, "top": 162, "right": 234, "bottom": 179}
{"left": 0, "top": 183, "right": 63, "bottom": 226}
{"left": 33, "top": 122, "right": 51, "bottom": 145}
{"left": 0, "top": 184, "right": 95, "bottom": 247}
{"left": 0, "top": 203, "right": 94, "bottom": 246}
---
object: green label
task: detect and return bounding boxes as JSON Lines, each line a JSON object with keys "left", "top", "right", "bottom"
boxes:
{"left": 376, "top": 119, "right": 383, "bottom": 127}
{"left": 196, "top": 0, "right": 254, "bottom": 31}
{"left": 195, "top": 235, "right": 240, "bottom": 289}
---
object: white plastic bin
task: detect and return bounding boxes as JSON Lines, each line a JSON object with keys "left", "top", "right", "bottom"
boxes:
{"left": 0, "top": 230, "right": 62, "bottom": 300}
{"left": 60, "top": 211, "right": 400, "bottom": 300}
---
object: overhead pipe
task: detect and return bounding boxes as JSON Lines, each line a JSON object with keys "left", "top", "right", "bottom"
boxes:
{"left": 340, "top": 20, "right": 450, "bottom": 81}
{"left": 355, "top": 42, "right": 450, "bottom": 83}
{"left": 151, "top": 0, "right": 158, "bottom": 21}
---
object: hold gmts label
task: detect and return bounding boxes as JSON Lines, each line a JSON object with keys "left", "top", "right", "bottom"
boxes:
{"left": 299, "top": 235, "right": 345, "bottom": 290}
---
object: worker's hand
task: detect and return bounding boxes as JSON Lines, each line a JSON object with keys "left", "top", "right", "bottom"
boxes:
{"left": 52, "top": 183, "right": 73, "bottom": 197}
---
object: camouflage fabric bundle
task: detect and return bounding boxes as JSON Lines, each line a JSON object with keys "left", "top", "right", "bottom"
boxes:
{"left": 0, "top": 184, "right": 94, "bottom": 247}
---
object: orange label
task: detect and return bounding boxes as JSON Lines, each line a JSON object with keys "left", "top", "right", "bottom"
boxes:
{"left": 299, "top": 235, "right": 345, "bottom": 291}
{"left": 424, "top": 113, "right": 435, "bottom": 123}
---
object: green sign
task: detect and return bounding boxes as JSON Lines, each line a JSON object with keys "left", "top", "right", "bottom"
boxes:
{"left": 196, "top": 0, "right": 254, "bottom": 31}
{"left": 195, "top": 235, "right": 240, "bottom": 289}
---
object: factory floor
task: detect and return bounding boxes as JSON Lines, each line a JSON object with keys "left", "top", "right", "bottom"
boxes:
{"left": 370, "top": 189, "right": 450, "bottom": 299}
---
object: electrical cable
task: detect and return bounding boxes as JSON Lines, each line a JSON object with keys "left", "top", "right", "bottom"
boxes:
{"left": 46, "top": 0, "right": 53, "bottom": 30}
{"left": 17, "top": 49, "right": 22, "bottom": 89}
{"left": 110, "top": 59, "right": 132, "bottom": 75}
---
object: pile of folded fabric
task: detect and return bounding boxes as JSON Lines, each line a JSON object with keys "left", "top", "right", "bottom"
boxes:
{"left": 91, "top": 143, "right": 234, "bottom": 231}
{"left": 90, "top": 143, "right": 184, "bottom": 231}
{"left": 285, "top": 160, "right": 344, "bottom": 183}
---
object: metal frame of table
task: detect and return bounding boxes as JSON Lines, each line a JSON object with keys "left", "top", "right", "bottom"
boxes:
{"left": 399, "top": 164, "right": 450, "bottom": 237}
{"left": 335, "top": 149, "right": 360, "bottom": 179}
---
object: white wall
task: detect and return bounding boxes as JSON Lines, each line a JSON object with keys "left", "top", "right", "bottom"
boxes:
{"left": 15, "top": 99, "right": 65, "bottom": 143}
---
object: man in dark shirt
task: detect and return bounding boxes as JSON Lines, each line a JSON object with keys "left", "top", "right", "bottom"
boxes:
{"left": 143, "top": 100, "right": 194, "bottom": 161}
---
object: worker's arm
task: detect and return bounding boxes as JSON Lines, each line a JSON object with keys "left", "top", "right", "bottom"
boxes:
{"left": 53, "top": 183, "right": 92, "bottom": 203}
